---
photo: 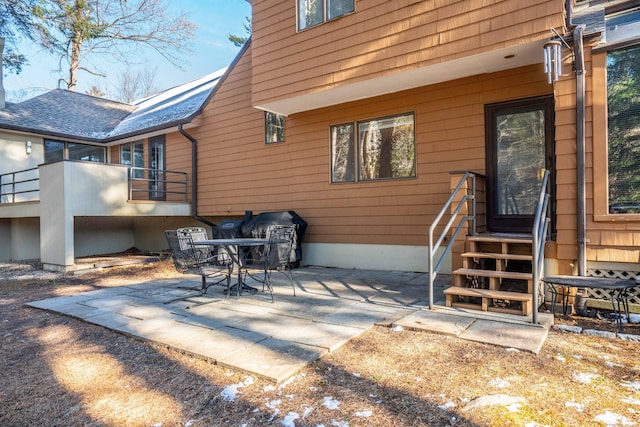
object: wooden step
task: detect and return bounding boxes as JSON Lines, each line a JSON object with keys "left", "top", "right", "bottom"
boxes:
{"left": 461, "top": 252, "right": 533, "bottom": 261}
{"left": 444, "top": 286, "right": 532, "bottom": 315}
{"left": 467, "top": 234, "right": 532, "bottom": 244}
{"left": 453, "top": 268, "right": 532, "bottom": 281}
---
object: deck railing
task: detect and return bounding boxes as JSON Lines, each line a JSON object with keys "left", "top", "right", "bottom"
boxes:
{"left": 0, "top": 167, "right": 39, "bottom": 204}
{"left": 128, "top": 167, "right": 188, "bottom": 202}
{"left": 428, "top": 172, "right": 479, "bottom": 309}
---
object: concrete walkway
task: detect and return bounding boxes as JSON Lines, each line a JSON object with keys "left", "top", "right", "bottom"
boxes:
{"left": 27, "top": 266, "right": 551, "bottom": 383}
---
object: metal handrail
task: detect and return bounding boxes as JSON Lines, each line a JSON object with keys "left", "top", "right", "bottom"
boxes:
{"left": 0, "top": 167, "right": 39, "bottom": 204}
{"left": 128, "top": 167, "right": 188, "bottom": 201}
{"left": 428, "top": 172, "right": 478, "bottom": 309}
{"left": 531, "top": 169, "right": 551, "bottom": 324}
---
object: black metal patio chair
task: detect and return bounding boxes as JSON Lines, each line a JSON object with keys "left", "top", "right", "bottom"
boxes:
{"left": 165, "top": 228, "right": 232, "bottom": 294}
{"left": 244, "top": 224, "right": 297, "bottom": 302}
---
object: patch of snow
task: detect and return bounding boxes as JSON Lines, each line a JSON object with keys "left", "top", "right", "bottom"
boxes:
{"left": 352, "top": 372, "right": 361, "bottom": 378}
{"left": 594, "top": 410, "right": 637, "bottom": 426}
{"left": 573, "top": 354, "right": 584, "bottom": 360}
{"left": 461, "top": 394, "right": 525, "bottom": 412}
{"left": 302, "top": 405, "right": 314, "bottom": 418}
{"left": 354, "top": 409, "right": 373, "bottom": 417}
{"left": 263, "top": 385, "right": 276, "bottom": 392}
{"left": 621, "top": 397, "right": 640, "bottom": 405}
{"left": 565, "top": 401, "right": 585, "bottom": 412}
{"left": 281, "top": 412, "right": 299, "bottom": 427}
{"left": 488, "top": 378, "right": 510, "bottom": 388}
{"left": 621, "top": 381, "right": 640, "bottom": 391}
{"left": 621, "top": 314, "right": 640, "bottom": 324}
{"left": 331, "top": 420, "right": 349, "bottom": 427}
{"left": 323, "top": 396, "right": 340, "bottom": 410}
{"left": 556, "top": 354, "right": 566, "bottom": 363}
{"left": 438, "top": 401, "right": 457, "bottom": 410}
{"left": 185, "top": 420, "right": 196, "bottom": 427}
{"left": 505, "top": 403, "right": 522, "bottom": 412}
{"left": 605, "top": 360, "right": 624, "bottom": 368}
{"left": 573, "top": 372, "right": 599, "bottom": 384}
{"left": 266, "top": 399, "right": 282, "bottom": 410}
{"left": 220, "top": 376, "right": 254, "bottom": 402}
{"left": 391, "top": 325, "right": 404, "bottom": 332}
{"left": 506, "top": 347, "right": 520, "bottom": 352}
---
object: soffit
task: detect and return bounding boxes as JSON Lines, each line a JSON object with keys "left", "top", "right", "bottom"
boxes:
{"left": 255, "top": 40, "right": 548, "bottom": 116}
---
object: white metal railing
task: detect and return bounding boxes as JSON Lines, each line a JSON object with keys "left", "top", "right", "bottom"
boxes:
{"left": 428, "top": 172, "right": 478, "bottom": 309}
{"left": 531, "top": 169, "right": 551, "bottom": 324}
{"left": 0, "top": 167, "right": 39, "bottom": 204}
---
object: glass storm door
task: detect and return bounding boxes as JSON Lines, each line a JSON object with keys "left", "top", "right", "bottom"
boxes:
{"left": 485, "top": 96, "right": 554, "bottom": 233}
{"left": 149, "top": 136, "right": 166, "bottom": 200}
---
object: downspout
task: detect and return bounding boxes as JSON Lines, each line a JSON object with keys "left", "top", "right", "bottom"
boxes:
{"left": 179, "top": 124, "right": 215, "bottom": 228}
{"left": 574, "top": 25, "right": 587, "bottom": 276}
{"left": 565, "top": 0, "right": 587, "bottom": 276}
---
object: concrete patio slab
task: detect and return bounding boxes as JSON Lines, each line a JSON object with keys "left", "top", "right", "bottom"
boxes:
{"left": 459, "top": 318, "right": 551, "bottom": 355}
{"left": 216, "top": 338, "right": 327, "bottom": 383}
{"left": 395, "top": 310, "right": 477, "bottom": 336}
{"left": 26, "top": 267, "right": 553, "bottom": 382}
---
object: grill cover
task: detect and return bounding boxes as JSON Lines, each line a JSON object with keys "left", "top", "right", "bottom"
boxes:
{"left": 241, "top": 211, "right": 308, "bottom": 263}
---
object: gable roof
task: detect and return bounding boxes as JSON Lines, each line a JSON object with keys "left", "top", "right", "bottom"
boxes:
{"left": 0, "top": 67, "right": 227, "bottom": 143}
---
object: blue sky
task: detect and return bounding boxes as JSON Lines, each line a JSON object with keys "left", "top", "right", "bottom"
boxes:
{"left": 4, "top": 0, "right": 251, "bottom": 102}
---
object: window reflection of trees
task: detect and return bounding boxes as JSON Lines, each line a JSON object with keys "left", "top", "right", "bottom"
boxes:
{"left": 608, "top": 44, "right": 640, "bottom": 213}
{"left": 495, "top": 110, "right": 545, "bottom": 216}
{"left": 358, "top": 114, "right": 415, "bottom": 181}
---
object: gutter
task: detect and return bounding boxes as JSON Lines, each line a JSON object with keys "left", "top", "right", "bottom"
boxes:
{"left": 179, "top": 124, "right": 215, "bottom": 228}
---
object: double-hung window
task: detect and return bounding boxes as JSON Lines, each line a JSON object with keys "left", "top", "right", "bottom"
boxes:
{"left": 298, "top": 0, "right": 354, "bottom": 31}
{"left": 331, "top": 113, "right": 416, "bottom": 183}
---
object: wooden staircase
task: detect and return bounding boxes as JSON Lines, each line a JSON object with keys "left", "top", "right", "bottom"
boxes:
{"left": 444, "top": 234, "right": 534, "bottom": 316}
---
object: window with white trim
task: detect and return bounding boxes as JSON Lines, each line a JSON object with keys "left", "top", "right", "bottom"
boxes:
{"left": 297, "top": 0, "right": 354, "bottom": 31}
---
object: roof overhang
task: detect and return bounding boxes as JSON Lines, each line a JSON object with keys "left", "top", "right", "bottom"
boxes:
{"left": 255, "top": 39, "right": 549, "bottom": 116}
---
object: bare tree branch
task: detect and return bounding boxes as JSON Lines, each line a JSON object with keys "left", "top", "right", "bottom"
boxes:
{"left": 33, "top": 0, "right": 196, "bottom": 90}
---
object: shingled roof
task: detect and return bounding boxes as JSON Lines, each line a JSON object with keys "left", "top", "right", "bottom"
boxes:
{"left": 0, "top": 67, "right": 227, "bottom": 143}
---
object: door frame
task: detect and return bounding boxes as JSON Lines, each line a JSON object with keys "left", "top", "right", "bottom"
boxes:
{"left": 485, "top": 95, "right": 555, "bottom": 234}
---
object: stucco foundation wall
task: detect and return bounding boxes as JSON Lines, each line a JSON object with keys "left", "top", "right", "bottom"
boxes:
{"left": 302, "top": 242, "right": 450, "bottom": 274}
{"left": 0, "top": 219, "right": 10, "bottom": 261}
{"left": 74, "top": 217, "right": 135, "bottom": 257}
{"left": 133, "top": 216, "right": 215, "bottom": 252}
{"left": 10, "top": 217, "right": 40, "bottom": 260}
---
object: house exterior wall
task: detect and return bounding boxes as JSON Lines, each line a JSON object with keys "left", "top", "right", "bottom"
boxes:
{"left": 195, "top": 40, "right": 553, "bottom": 271}
{"left": 250, "top": 0, "right": 564, "bottom": 109}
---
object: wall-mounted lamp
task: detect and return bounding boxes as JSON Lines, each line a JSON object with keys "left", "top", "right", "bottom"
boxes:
{"left": 26, "top": 140, "right": 32, "bottom": 155}
{"left": 544, "top": 28, "right": 575, "bottom": 84}
{"left": 543, "top": 40, "right": 562, "bottom": 84}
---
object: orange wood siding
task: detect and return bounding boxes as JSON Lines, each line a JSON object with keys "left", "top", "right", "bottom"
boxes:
{"left": 195, "top": 44, "right": 551, "bottom": 246}
{"left": 250, "top": 0, "right": 564, "bottom": 106}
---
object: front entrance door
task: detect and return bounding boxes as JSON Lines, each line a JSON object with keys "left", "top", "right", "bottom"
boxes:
{"left": 485, "top": 96, "right": 554, "bottom": 233}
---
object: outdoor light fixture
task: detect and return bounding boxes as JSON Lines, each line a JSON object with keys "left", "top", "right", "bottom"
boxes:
{"left": 543, "top": 40, "right": 563, "bottom": 83}
{"left": 25, "top": 140, "right": 32, "bottom": 155}
{"left": 544, "top": 28, "right": 574, "bottom": 84}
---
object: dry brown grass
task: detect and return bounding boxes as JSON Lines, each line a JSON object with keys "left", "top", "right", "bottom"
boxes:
{"left": 1, "top": 260, "right": 639, "bottom": 426}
